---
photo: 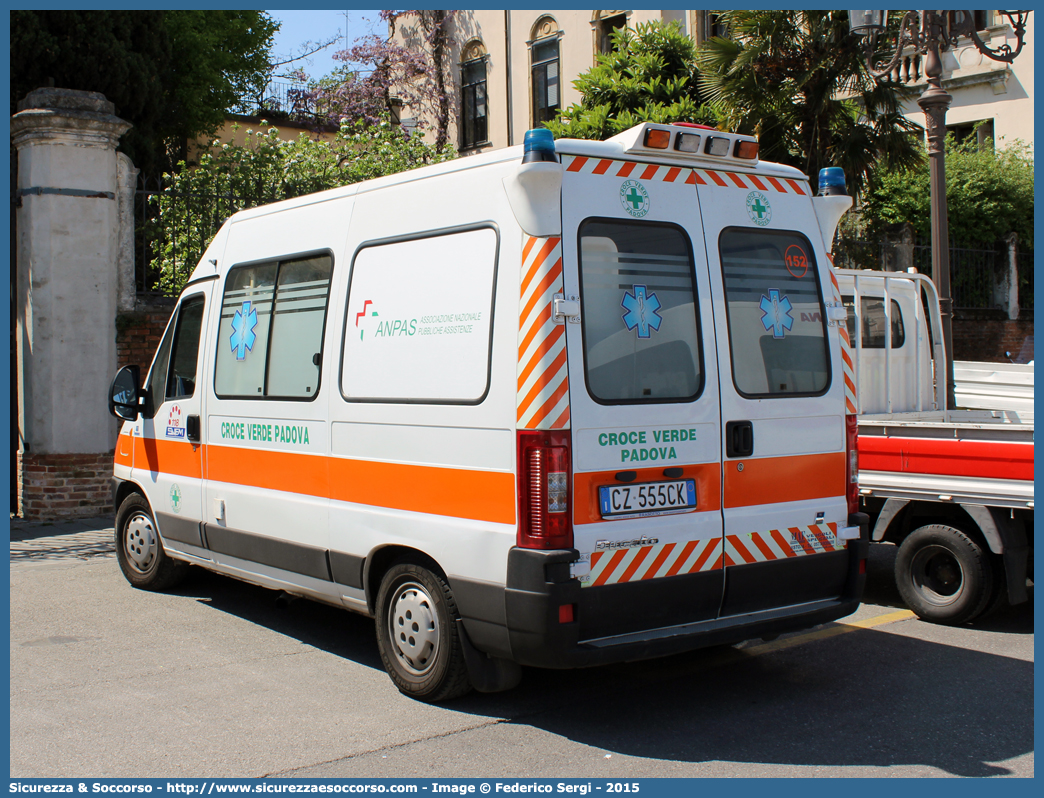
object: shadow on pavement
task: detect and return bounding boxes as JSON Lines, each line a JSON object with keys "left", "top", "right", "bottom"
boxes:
{"left": 164, "top": 549, "right": 1033, "bottom": 776}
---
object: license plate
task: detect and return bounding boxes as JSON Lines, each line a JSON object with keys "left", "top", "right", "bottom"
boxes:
{"left": 599, "top": 479, "right": 696, "bottom": 519}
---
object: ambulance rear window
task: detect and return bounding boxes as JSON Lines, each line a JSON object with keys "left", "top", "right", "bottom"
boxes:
{"left": 718, "top": 228, "right": 829, "bottom": 397}
{"left": 577, "top": 219, "right": 703, "bottom": 403}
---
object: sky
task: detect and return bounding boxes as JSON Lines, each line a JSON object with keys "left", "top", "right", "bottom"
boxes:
{"left": 265, "top": 9, "right": 383, "bottom": 81}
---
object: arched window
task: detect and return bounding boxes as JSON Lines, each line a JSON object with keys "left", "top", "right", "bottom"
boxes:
{"left": 530, "top": 17, "right": 561, "bottom": 126}
{"left": 459, "top": 40, "right": 488, "bottom": 149}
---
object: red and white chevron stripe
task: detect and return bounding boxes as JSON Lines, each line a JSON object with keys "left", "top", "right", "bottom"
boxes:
{"left": 723, "top": 523, "right": 846, "bottom": 567}
{"left": 827, "top": 266, "right": 858, "bottom": 413}
{"left": 517, "top": 235, "right": 570, "bottom": 430}
{"left": 563, "top": 155, "right": 694, "bottom": 185}
{"left": 582, "top": 537, "right": 722, "bottom": 588}
{"left": 692, "top": 168, "right": 807, "bottom": 195}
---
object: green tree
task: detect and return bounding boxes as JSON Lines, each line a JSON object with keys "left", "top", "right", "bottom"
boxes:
{"left": 545, "top": 21, "right": 716, "bottom": 141}
{"left": 153, "top": 116, "right": 453, "bottom": 295}
{"left": 861, "top": 135, "right": 1034, "bottom": 249}
{"left": 10, "top": 10, "right": 278, "bottom": 175}
{"left": 697, "top": 10, "right": 922, "bottom": 196}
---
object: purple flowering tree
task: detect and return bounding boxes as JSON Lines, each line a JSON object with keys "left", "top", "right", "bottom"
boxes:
{"left": 297, "top": 10, "right": 456, "bottom": 152}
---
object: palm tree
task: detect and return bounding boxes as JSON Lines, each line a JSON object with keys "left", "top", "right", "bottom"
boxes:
{"left": 697, "top": 10, "right": 923, "bottom": 196}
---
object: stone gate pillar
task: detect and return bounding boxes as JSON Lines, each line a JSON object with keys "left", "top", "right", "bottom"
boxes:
{"left": 12, "top": 88, "right": 131, "bottom": 519}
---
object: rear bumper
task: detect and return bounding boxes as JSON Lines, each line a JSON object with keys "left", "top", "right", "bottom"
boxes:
{"left": 455, "top": 513, "right": 869, "bottom": 669}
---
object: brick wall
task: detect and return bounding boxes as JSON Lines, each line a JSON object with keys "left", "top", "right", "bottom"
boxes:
{"left": 115, "top": 301, "right": 175, "bottom": 373}
{"left": 18, "top": 451, "right": 114, "bottom": 520}
{"left": 952, "top": 313, "right": 1034, "bottom": 363}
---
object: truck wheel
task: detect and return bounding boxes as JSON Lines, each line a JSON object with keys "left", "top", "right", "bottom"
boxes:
{"left": 115, "top": 493, "right": 189, "bottom": 591}
{"left": 895, "top": 524, "right": 993, "bottom": 625}
{"left": 375, "top": 562, "right": 472, "bottom": 702}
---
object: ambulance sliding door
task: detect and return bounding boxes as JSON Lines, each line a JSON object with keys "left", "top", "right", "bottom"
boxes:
{"left": 560, "top": 156, "right": 724, "bottom": 640}
{"left": 694, "top": 169, "right": 850, "bottom": 616}
{"left": 203, "top": 247, "right": 334, "bottom": 583}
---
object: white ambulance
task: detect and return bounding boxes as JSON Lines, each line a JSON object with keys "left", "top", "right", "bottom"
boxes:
{"left": 108, "top": 122, "right": 867, "bottom": 701}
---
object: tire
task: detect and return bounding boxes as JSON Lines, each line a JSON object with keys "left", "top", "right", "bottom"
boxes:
{"left": 115, "top": 493, "right": 189, "bottom": 591}
{"left": 374, "top": 562, "right": 472, "bottom": 702}
{"left": 895, "top": 524, "right": 993, "bottom": 625}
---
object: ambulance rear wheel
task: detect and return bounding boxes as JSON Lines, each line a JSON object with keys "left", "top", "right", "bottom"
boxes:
{"left": 375, "top": 562, "right": 471, "bottom": 702}
{"left": 895, "top": 524, "right": 992, "bottom": 625}
{"left": 115, "top": 493, "right": 189, "bottom": 591}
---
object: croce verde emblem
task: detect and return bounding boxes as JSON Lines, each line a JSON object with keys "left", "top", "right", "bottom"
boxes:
{"left": 746, "top": 191, "right": 772, "bottom": 226}
{"left": 170, "top": 483, "right": 182, "bottom": 514}
{"left": 620, "top": 180, "right": 650, "bottom": 218}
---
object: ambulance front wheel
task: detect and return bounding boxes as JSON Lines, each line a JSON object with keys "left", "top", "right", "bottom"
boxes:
{"left": 895, "top": 524, "right": 993, "bottom": 625}
{"left": 115, "top": 492, "right": 189, "bottom": 591}
{"left": 375, "top": 562, "right": 472, "bottom": 702}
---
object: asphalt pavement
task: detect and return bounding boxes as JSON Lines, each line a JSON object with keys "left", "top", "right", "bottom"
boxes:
{"left": 8, "top": 514, "right": 1034, "bottom": 778}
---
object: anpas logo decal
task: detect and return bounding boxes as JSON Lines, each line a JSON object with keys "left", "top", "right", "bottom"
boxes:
{"left": 760, "top": 289, "right": 794, "bottom": 338}
{"left": 169, "top": 483, "right": 182, "bottom": 514}
{"left": 355, "top": 299, "right": 379, "bottom": 341}
{"left": 230, "top": 300, "right": 258, "bottom": 360}
{"left": 621, "top": 285, "right": 662, "bottom": 339}
{"left": 165, "top": 404, "right": 186, "bottom": 439}
{"left": 746, "top": 190, "right": 772, "bottom": 227}
{"left": 619, "top": 179, "right": 650, "bottom": 218}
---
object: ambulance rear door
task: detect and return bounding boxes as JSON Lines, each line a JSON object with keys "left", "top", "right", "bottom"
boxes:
{"left": 559, "top": 154, "right": 724, "bottom": 642}
{"left": 694, "top": 166, "right": 850, "bottom": 617}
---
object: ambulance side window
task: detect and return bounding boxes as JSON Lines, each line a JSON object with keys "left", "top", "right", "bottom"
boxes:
{"left": 165, "top": 294, "right": 206, "bottom": 399}
{"left": 719, "top": 228, "right": 829, "bottom": 397}
{"left": 214, "top": 253, "right": 333, "bottom": 400}
{"left": 577, "top": 218, "right": 703, "bottom": 403}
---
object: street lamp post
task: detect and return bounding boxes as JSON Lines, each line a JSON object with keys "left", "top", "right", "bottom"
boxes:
{"left": 848, "top": 10, "right": 1029, "bottom": 410}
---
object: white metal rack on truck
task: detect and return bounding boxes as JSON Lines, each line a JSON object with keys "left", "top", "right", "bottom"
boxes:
{"left": 834, "top": 268, "right": 1033, "bottom": 625}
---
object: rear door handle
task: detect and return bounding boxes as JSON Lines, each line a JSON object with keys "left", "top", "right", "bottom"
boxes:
{"left": 186, "top": 414, "right": 201, "bottom": 443}
{"left": 725, "top": 420, "right": 753, "bottom": 458}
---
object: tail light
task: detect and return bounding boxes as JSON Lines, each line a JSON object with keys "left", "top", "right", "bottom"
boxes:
{"left": 517, "top": 429, "right": 572, "bottom": 550}
{"left": 845, "top": 414, "right": 859, "bottom": 515}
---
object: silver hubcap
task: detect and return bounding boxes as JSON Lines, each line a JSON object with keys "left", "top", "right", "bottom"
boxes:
{"left": 389, "top": 581, "right": 440, "bottom": 675}
{"left": 124, "top": 512, "right": 158, "bottom": 573}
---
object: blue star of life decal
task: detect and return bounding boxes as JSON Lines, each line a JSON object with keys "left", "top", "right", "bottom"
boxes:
{"left": 230, "top": 300, "right": 258, "bottom": 360}
{"left": 621, "top": 285, "right": 662, "bottom": 339}
{"left": 760, "top": 289, "right": 794, "bottom": 339}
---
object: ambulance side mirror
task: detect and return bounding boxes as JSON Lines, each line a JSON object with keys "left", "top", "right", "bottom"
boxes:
{"left": 109, "top": 365, "right": 141, "bottom": 422}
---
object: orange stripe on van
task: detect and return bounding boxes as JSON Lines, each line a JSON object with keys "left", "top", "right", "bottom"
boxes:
{"left": 593, "top": 159, "right": 613, "bottom": 175}
{"left": 770, "top": 529, "right": 797, "bottom": 557}
{"left": 566, "top": 156, "right": 588, "bottom": 172}
{"left": 665, "top": 540, "right": 698, "bottom": 577}
{"left": 573, "top": 463, "right": 721, "bottom": 525}
{"left": 748, "top": 175, "right": 767, "bottom": 190}
{"left": 206, "top": 445, "right": 515, "bottom": 525}
{"left": 528, "top": 376, "right": 570, "bottom": 428}
{"left": 723, "top": 452, "right": 845, "bottom": 508}
{"left": 664, "top": 166, "right": 682, "bottom": 183}
{"left": 517, "top": 300, "right": 554, "bottom": 364}
{"left": 687, "top": 171, "right": 700, "bottom": 185}
{"left": 134, "top": 436, "right": 203, "bottom": 479}
{"left": 765, "top": 176, "right": 787, "bottom": 193}
{"left": 616, "top": 162, "right": 637, "bottom": 178}
{"left": 785, "top": 179, "right": 807, "bottom": 195}
{"left": 728, "top": 172, "right": 748, "bottom": 188}
{"left": 520, "top": 258, "right": 563, "bottom": 328}
{"left": 328, "top": 458, "right": 515, "bottom": 525}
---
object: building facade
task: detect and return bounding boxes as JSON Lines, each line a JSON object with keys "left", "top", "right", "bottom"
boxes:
{"left": 394, "top": 10, "right": 1032, "bottom": 156}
